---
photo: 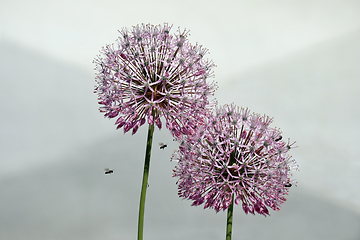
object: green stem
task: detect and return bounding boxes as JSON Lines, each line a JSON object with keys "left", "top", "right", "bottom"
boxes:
{"left": 138, "top": 123, "right": 155, "bottom": 240}
{"left": 226, "top": 195, "right": 234, "bottom": 240}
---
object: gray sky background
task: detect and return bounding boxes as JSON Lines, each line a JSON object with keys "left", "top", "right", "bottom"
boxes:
{"left": 1, "top": 1, "right": 360, "bottom": 239}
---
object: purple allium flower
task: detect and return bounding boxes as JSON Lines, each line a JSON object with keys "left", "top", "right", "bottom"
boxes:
{"left": 172, "top": 103, "right": 299, "bottom": 216}
{"left": 94, "top": 23, "right": 217, "bottom": 136}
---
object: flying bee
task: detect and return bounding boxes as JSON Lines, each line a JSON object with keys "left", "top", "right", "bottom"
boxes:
{"left": 284, "top": 183, "right": 292, "bottom": 188}
{"left": 275, "top": 135, "right": 282, "bottom": 142}
{"left": 159, "top": 142, "right": 168, "bottom": 150}
{"left": 104, "top": 168, "right": 114, "bottom": 174}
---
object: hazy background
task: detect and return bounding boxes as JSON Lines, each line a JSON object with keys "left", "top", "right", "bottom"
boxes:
{"left": 1, "top": 1, "right": 360, "bottom": 239}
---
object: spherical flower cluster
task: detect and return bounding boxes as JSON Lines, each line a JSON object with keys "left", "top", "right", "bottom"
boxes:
{"left": 172, "top": 104, "right": 298, "bottom": 216}
{"left": 94, "top": 23, "right": 217, "bottom": 136}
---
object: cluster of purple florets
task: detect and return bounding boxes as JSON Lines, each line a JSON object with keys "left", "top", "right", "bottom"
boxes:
{"left": 94, "top": 23, "right": 217, "bottom": 136}
{"left": 94, "top": 23, "right": 298, "bottom": 216}
{"left": 172, "top": 104, "right": 298, "bottom": 215}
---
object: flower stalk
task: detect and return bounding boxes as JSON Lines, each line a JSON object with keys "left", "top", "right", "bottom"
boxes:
{"left": 226, "top": 194, "right": 234, "bottom": 240}
{"left": 138, "top": 121, "right": 155, "bottom": 240}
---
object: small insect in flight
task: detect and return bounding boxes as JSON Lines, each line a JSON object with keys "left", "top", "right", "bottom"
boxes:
{"left": 284, "top": 183, "right": 292, "bottom": 188}
{"left": 159, "top": 142, "right": 168, "bottom": 150}
{"left": 104, "top": 168, "right": 114, "bottom": 174}
{"left": 275, "top": 135, "right": 283, "bottom": 142}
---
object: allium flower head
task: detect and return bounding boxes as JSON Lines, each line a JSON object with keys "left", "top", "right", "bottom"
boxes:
{"left": 172, "top": 103, "right": 298, "bottom": 216}
{"left": 94, "top": 23, "right": 217, "bottom": 136}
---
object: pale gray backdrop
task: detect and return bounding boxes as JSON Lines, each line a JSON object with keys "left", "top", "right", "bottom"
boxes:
{"left": 1, "top": 1, "right": 360, "bottom": 239}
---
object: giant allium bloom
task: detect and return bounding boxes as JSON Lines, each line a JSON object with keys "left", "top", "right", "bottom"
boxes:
{"left": 94, "top": 23, "right": 217, "bottom": 136}
{"left": 172, "top": 104, "right": 298, "bottom": 216}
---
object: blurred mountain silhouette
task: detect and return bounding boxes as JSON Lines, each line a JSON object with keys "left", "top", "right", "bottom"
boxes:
{"left": 1, "top": 29, "right": 360, "bottom": 239}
